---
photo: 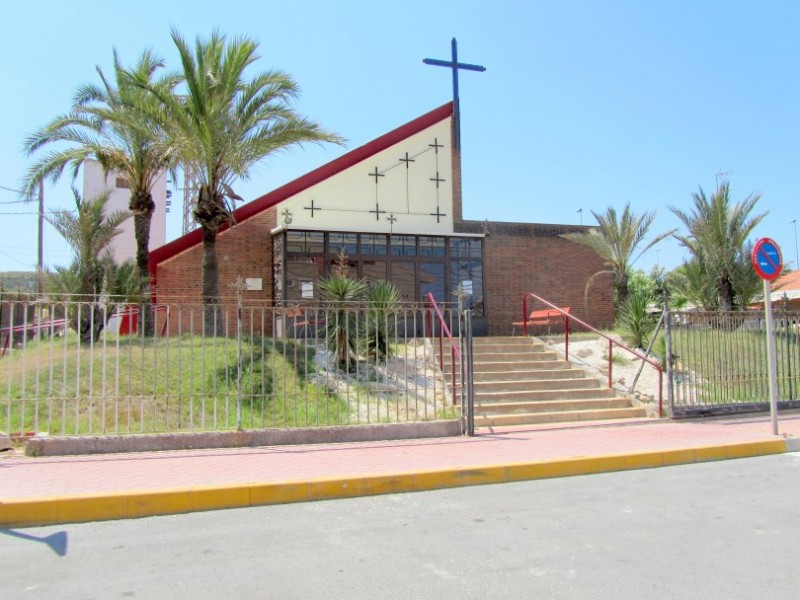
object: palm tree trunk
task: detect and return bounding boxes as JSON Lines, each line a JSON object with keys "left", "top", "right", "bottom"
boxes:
{"left": 719, "top": 277, "right": 735, "bottom": 312}
{"left": 131, "top": 191, "right": 155, "bottom": 282}
{"left": 617, "top": 272, "right": 630, "bottom": 309}
{"left": 202, "top": 227, "right": 221, "bottom": 335}
{"left": 131, "top": 190, "right": 155, "bottom": 336}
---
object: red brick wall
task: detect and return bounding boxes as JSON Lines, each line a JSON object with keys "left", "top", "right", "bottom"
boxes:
{"left": 456, "top": 220, "right": 615, "bottom": 335}
{"left": 154, "top": 210, "right": 614, "bottom": 338}
{"left": 154, "top": 209, "right": 278, "bottom": 334}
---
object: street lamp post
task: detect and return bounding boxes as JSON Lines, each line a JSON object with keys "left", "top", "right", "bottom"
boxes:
{"left": 791, "top": 219, "right": 799, "bottom": 270}
{"left": 37, "top": 180, "right": 44, "bottom": 296}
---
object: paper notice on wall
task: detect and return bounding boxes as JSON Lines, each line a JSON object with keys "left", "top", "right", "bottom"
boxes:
{"left": 301, "top": 281, "right": 314, "bottom": 299}
{"left": 245, "top": 278, "right": 262, "bottom": 291}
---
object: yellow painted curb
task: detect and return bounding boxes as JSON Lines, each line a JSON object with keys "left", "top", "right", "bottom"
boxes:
{"left": 0, "top": 438, "right": 790, "bottom": 528}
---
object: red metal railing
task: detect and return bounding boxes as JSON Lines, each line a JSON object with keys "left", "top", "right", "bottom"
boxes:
{"left": 425, "top": 293, "right": 460, "bottom": 405}
{"left": 1, "top": 318, "right": 67, "bottom": 356}
{"left": 521, "top": 291, "right": 664, "bottom": 416}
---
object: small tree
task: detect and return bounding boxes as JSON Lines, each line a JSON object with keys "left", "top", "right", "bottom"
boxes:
{"left": 146, "top": 29, "right": 344, "bottom": 333}
{"left": 670, "top": 181, "right": 765, "bottom": 311}
{"left": 23, "top": 50, "right": 179, "bottom": 297}
{"left": 46, "top": 188, "right": 130, "bottom": 342}
{"left": 563, "top": 204, "right": 674, "bottom": 309}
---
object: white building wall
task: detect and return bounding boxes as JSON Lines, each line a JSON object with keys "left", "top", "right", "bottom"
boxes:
{"left": 82, "top": 160, "right": 168, "bottom": 264}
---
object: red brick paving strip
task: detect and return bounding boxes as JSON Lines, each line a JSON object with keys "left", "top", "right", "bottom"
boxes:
{"left": 2, "top": 415, "right": 799, "bottom": 501}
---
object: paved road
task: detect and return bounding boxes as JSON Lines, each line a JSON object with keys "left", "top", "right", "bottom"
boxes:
{"left": 3, "top": 453, "right": 800, "bottom": 600}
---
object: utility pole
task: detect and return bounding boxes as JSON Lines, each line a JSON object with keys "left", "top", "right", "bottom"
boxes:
{"left": 37, "top": 180, "right": 44, "bottom": 296}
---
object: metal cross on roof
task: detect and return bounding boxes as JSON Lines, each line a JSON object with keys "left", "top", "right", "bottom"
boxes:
{"left": 423, "top": 38, "right": 486, "bottom": 151}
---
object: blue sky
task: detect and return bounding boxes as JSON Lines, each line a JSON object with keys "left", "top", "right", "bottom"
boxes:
{"left": 1, "top": 0, "right": 799, "bottom": 275}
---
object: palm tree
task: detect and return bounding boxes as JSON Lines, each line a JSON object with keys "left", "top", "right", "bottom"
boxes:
{"left": 563, "top": 203, "right": 674, "bottom": 307}
{"left": 23, "top": 50, "right": 180, "bottom": 291}
{"left": 148, "top": 29, "right": 344, "bottom": 331}
{"left": 46, "top": 188, "right": 130, "bottom": 342}
{"left": 670, "top": 181, "right": 765, "bottom": 311}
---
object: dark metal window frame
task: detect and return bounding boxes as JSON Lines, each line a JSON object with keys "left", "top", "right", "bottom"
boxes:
{"left": 275, "top": 230, "right": 484, "bottom": 311}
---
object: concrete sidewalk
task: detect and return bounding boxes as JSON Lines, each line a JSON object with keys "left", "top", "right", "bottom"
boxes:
{"left": 3, "top": 413, "right": 800, "bottom": 528}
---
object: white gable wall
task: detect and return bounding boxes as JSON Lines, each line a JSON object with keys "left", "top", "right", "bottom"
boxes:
{"left": 278, "top": 118, "right": 453, "bottom": 234}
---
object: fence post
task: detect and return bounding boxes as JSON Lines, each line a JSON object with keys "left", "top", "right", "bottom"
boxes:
{"left": 663, "top": 293, "right": 674, "bottom": 418}
{"left": 462, "top": 308, "right": 475, "bottom": 436}
{"left": 782, "top": 297, "right": 794, "bottom": 400}
{"left": 234, "top": 278, "right": 245, "bottom": 431}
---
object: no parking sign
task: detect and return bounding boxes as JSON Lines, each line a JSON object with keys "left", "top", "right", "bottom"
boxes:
{"left": 752, "top": 237, "right": 782, "bottom": 434}
{"left": 752, "top": 237, "right": 783, "bottom": 281}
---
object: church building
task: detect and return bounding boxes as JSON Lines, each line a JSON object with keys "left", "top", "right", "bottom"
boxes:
{"left": 148, "top": 101, "right": 613, "bottom": 336}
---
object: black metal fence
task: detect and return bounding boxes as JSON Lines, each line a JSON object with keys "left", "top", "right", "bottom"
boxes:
{"left": 666, "top": 308, "right": 800, "bottom": 417}
{"left": 1, "top": 297, "right": 466, "bottom": 436}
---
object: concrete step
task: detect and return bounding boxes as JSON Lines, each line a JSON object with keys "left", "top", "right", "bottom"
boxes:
{"left": 473, "top": 378, "right": 601, "bottom": 394}
{"left": 438, "top": 335, "right": 650, "bottom": 429}
{"left": 475, "top": 397, "right": 634, "bottom": 415}
{"left": 443, "top": 359, "right": 573, "bottom": 374}
{"left": 470, "top": 350, "right": 560, "bottom": 362}
{"left": 472, "top": 336, "right": 542, "bottom": 346}
{"left": 474, "top": 406, "right": 648, "bottom": 427}
{"left": 471, "top": 342, "right": 547, "bottom": 353}
{"left": 475, "top": 387, "right": 619, "bottom": 402}
{"left": 472, "top": 368, "right": 589, "bottom": 382}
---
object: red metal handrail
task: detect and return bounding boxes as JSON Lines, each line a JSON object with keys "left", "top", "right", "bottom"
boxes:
{"left": 521, "top": 291, "right": 664, "bottom": 417}
{"left": 425, "top": 293, "right": 460, "bottom": 405}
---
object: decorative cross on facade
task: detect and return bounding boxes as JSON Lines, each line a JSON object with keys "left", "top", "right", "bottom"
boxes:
{"left": 280, "top": 208, "right": 293, "bottom": 225}
{"left": 387, "top": 213, "right": 397, "bottom": 234}
{"left": 430, "top": 205, "right": 446, "bottom": 223}
{"left": 303, "top": 199, "right": 320, "bottom": 218}
{"left": 399, "top": 153, "right": 415, "bottom": 168}
{"left": 429, "top": 172, "right": 445, "bottom": 188}
{"left": 423, "top": 38, "right": 486, "bottom": 151}
{"left": 368, "top": 167, "right": 385, "bottom": 183}
{"left": 429, "top": 138, "right": 444, "bottom": 154}
{"left": 370, "top": 203, "right": 387, "bottom": 221}
{"left": 368, "top": 167, "right": 385, "bottom": 220}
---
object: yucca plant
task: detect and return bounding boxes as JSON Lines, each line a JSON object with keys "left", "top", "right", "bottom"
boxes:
{"left": 364, "top": 280, "right": 402, "bottom": 359}
{"left": 318, "top": 275, "right": 367, "bottom": 371}
{"left": 618, "top": 287, "right": 657, "bottom": 349}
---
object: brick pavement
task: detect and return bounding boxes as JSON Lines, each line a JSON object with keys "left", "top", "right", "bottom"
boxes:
{"left": 2, "top": 413, "right": 800, "bottom": 527}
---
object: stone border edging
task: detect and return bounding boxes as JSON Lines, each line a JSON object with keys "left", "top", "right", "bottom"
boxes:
{"left": 24, "top": 421, "right": 462, "bottom": 456}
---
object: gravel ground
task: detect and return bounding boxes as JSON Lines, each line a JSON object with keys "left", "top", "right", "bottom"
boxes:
{"left": 546, "top": 335, "right": 664, "bottom": 416}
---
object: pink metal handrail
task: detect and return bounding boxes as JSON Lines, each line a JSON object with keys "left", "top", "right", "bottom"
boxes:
{"left": 521, "top": 291, "right": 664, "bottom": 417}
{"left": 425, "top": 293, "right": 460, "bottom": 405}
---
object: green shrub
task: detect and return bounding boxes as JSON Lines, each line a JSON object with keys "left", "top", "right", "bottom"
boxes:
{"left": 618, "top": 288, "right": 658, "bottom": 348}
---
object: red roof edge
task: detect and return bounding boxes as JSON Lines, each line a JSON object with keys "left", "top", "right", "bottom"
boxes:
{"left": 148, "top": 102, "right": 454, "bottom": 279}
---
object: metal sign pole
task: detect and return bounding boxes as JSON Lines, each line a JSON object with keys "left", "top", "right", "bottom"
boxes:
{"left": 763, "top": 278, "right": 779, "bottom": 435}
{"left": 753, "top": 237, "right": 783, "bottom": 436}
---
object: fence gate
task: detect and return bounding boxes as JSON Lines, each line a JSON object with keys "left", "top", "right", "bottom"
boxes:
{"left": 666, "top": 308, "right": 800, "bottom": 417}
{"left": 459, "top": 309, "right": 475, "bottom": 435}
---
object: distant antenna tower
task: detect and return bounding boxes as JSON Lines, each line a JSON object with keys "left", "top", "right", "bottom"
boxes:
{"left": 181, "top": 166, "right": 200, "bottom": 235}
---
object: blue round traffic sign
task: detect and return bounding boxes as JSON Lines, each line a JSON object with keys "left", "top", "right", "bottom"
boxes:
{"left": 752, "top": 237, "right": 783, "bottom": 281}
